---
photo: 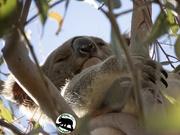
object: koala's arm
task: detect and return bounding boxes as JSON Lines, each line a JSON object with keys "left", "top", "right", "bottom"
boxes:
{"left": 64, "top": 55, "right": 167, "bottom": 117}
{"left": 64, "top": 56, "right": 124, "bottom": 116}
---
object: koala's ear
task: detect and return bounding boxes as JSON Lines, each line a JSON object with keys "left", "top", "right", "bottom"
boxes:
{"left": 123, "top": 33, "right": 131, "bottom": 46}
{"left": 2, "top": 75, "right": 34, "bottom": 107}
{"left": 125, "top": 37, "right": 130, "bottom": 46}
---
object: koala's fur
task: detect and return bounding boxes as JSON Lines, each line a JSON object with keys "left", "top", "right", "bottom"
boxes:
{"left": 2, "top": 36, "right": 180, "bottom": 134}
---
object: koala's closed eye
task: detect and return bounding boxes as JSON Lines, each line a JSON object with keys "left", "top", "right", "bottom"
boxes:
{"left": 54, "top": 55, "right": 68, "bottom": 63}
{"left": 97, "top": 42, "right": 106, "bottom": 47}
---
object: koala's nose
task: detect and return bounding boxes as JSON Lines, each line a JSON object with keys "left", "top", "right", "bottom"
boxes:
{"left": 72, "top": 37, "right": 96, "bottom": 57}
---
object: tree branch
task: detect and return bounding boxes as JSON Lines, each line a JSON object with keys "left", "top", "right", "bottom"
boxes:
{"left": 0, "top": 119, "right": 24, "bottom": 135}
{"left": 20, "top": 0, "right": 32, "bottom": 27}
{"left": 130, "top": 0, "right": 152, "bottom": 57}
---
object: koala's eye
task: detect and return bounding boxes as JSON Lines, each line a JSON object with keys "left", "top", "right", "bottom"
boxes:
{"left": 55, "top": 56, "right": 67, "bottom": 63}
{"left": 97, "top": 42, "right": 105, "bottom": 47}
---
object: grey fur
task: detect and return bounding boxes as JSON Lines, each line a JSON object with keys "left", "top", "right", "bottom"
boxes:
{"left": 2, "top": 36, "right": 168, "bottom": 121}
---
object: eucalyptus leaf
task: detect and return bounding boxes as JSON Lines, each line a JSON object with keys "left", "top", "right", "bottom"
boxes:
{"left": 111, "top": 26, "right": 123, "bottom": 70}
{"left": 161, "top": 89, "right": 179, "bottom": 105}
{"left": 143, "top": 11, "right": 171, "bottom": 45}
{"left": 174, "top": 36, "right": 180, "bottom": 59}
{"left": 166, "top": 9, "right": 178, "bottom": 34}
{"left": 97, "top": 0, "right": 121, "bottom": 9}
{"left": 161, "top": 61, "right": 176, "bottom": 66}
{"left": 0, "top": 0, "right": 22, "bottom": 37}
{"left": 65, "top": 0, "right": 70, "bottom": 9}
{"left": 146, "top": 89, "right": 180, "bottom": 132}
{"left": 35, "top": 0, "right": 49, "bottom": 25}
{"left": 0, "top": 99, "right": 13, "bottom": 123}
{"left": 173, "top": 64, "right": 180, "bottom": 73}
{"left": 76, "top": 115, "right": 90, "bottom": 135}
{"left": 167, "top": 33, "right": 179, "bottom": 38}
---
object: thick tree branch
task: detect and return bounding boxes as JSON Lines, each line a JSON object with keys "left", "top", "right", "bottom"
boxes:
{"left": 130, "top": 0, "right": 152, "bottom": 57}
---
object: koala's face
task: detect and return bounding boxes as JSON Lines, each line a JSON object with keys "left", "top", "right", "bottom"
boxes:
{"left": 42, "top": 36, "right": 112, "bottom": 90}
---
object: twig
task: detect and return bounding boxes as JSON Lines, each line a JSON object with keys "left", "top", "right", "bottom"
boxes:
{"left": 167, "top": 55, "right": 180, "bottom": 61}
{"left": 25, "top": 0, "right": 65, "bottom": 25}
{"left": 98, "top": 3, "right": 105, "bottom": 10}
{"left": 157, "top": 42, "right": 176, "bottom": 68}
{"left": 11, "top": 115, "right": 25, "bottom": 124}
{"left": 0, "top": 71, "right": 9, "bottom": 76}
{"left": 0, "top": 119, "right": 24, "bottom": 135}
{"left": 20, "top": 0, "right": 32, "bottom": 27}
{"left": 50, "top": 0, "right": 66, "bottom": 8}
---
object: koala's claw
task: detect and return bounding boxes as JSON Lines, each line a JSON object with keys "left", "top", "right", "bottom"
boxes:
{"left": 147, "top": 76, "right": 168, "bottom": 88}
{"left": 161, "top": 69, "right": 168, "bottom": 78}
{"left": 161, "top": 77, "right": 168, "bottom": 88}
{"left": 140, "top": 59, "right": 168, "bottom": 88}
{"left": 148, "top": 77, "right": 155, "bottom": 84}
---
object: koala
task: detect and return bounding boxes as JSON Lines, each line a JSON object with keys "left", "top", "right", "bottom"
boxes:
{"left": 2, "top": 36, "right": 177, "bottom": 134}
{"left": 2, "top": 36, "right": 114, "bottom": 123}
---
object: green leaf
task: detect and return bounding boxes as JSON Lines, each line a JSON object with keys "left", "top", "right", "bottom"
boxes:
{"left": 35, "top": 0, "right": 49, "bottom": 25}
{"left": 0, "top": 0, "right": 22, "bottom": 36}
{"left": 174, "top": 36, "right": 180, "bottom": 59}
{"left": 47, "top": 0, "right": 53, "bottom": 2}
{"left": 173, "top": 64, "right": 180, "bottom": 73}
{"left": 97, "top": 0, "right": 121, "bottom": 9}
{"left": 146, "top": 87, "right": 180, "bottom": 132}
{"left": 76, "top": 115, "right": 90, "bottom": 135}
{"left": 111, "top": 25, "right": 123, "bottom": 69}
{"left": 166, "top": 9, "right": 178, "bottom": 34}
{"left": 0, "top": 99, "right": 13, "bottom": 123}
{"left": 143, "top": 11, "right": 171, "bottom": 45}
{"left": 167, "top": 33, "right": 179, "bottom": 38}
{"left": 65, "top": 0, "right": 70, "bottom": 10}
{"left": 161, "top": 89, "right": 179, "bottom": 105}
{"left": 161, "top": 61, "right": 176, "bottom": 66}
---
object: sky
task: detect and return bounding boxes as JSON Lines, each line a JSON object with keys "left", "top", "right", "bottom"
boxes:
{"left": 0, "top": 0, "right": 179, "bottom": 134}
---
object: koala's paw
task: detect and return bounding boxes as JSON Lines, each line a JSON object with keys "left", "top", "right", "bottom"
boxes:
{"left": 133, "top": 57, "right": 168, "bottom": 88}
